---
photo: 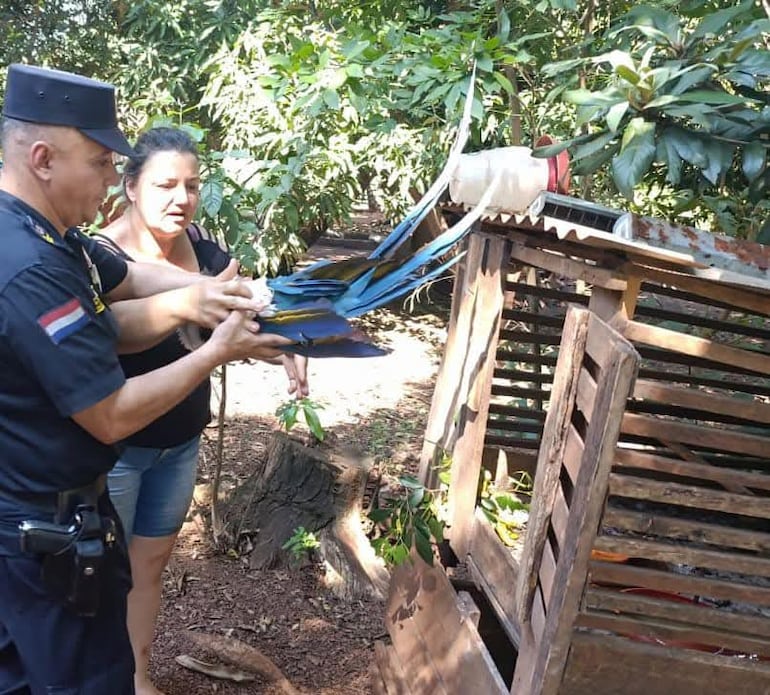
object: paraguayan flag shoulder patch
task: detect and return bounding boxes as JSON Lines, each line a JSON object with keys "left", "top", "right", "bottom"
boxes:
{"left": 38, "top": 298, "right": 90, "bottom": 344}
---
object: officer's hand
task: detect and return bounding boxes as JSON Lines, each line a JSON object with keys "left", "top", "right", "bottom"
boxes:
{"left": 185, "top": 277, "right": 268, "bottom": 329}
{"left": 207, "top": 310, "right": 293, "bottom": 363}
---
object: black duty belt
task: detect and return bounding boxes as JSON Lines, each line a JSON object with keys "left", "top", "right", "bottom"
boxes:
{"left": 0, "top": 474, "right": 109, "bottom": 556}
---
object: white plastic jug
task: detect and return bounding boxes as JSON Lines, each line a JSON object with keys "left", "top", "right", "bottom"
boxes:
{"left": 449, "top": 139, "right": 569, "bottom": 214}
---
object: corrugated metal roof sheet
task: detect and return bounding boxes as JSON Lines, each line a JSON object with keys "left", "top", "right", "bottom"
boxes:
{"left": 453, "top": 192, "right": 770, "bottom": 298}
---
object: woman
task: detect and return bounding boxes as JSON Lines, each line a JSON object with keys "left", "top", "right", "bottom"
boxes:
{"left": 97, "top": 127, "right": 307, "bottom": 694}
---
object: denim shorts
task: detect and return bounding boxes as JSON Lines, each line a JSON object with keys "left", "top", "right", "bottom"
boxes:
{"left": 107, "top": 436, "right": 200, "bottom": 541}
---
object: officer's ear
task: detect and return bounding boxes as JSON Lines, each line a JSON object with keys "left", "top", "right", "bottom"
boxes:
{"left": 28, "top": 140, "right": 56, "bottom": 182}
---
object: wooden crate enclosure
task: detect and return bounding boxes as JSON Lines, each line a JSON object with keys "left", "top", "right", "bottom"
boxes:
{"left": 376, "top": 202, "right": 770, "bottom": 694}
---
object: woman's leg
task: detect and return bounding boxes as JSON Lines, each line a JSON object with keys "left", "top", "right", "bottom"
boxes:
{"left": 126, "top": 436, "right": 200, "bottom": 695}
{"left": 127, "top": 534, "right": 177, "bottom": 695}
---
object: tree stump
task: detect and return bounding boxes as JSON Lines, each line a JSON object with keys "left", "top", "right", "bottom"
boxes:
{"left": 222, "top": 431, "right": 389, "bottom": 601}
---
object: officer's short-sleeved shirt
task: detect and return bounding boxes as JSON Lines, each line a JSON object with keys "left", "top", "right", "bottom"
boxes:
{"left": 0, "top": 191, "right": 128, "bottom": 501}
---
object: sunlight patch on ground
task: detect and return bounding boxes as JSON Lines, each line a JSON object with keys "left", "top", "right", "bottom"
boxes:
{"left": 220, "top": 329, "right": 442, "bottom": 425}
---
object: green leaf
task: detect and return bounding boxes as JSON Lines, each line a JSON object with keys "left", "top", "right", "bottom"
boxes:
{"left": 700, "top": 140, "right": 735, "bottom": 185}
{"left": 414, "top": 530, "right": 434, "bottom": 566}
{"left": 667, "top": 65, "right": 717, "bottom": 96}
{"left": 570, "top": 130, "right": 616, "bottom": 161}
{"left": 612, "top": 118, "right": 656, "bottom": 199}
{"left": 200, "top": 178, "right": 224, "bottom": 217}
{"left": 678, "top": 90, "right": 750, "bottom": 106}
{"left": 606, "top": 101, "right": 629, "bottom": 133}
{"left": 498, "top": 10, "right": 511, "bottom": 42}
{"left": 322, "top": 89, "right": 340, "bottom": 110}
{"left": 689, "top": 0, "right": 754, "bottom": 42}
{"left": 408, "top": 487, "right": 425, "bottom": 508}
{"left": 303, "top": 403, "right": 325, "bottom": 441}
{"left": 368, "top": 509, "right": 392, "bottom": 523}
{"left": 399, "top": 475, "right": 422, "bottom": 490}
{"left": 656, "top": 131, "right": 683, "bottom": 185}
{"left": 742, "top": 142, "right": 766, "bottom": 182}
{"left": 493, "top": 71, "right": 514, "bottom": 95}
{"left": 615, "top": 65, "right": 639, "bottom": 85}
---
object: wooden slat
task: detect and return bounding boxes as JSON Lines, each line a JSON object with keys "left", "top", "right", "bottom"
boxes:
{"left": 635, "top": 303, "right": 770, "bottom": 341}
{"left": 493, "top": 368, "right": 552, "bottom": 384}
{"left": 561, "top": 630, "right": 770, "bottom": 695}
{"left": 561, "top": 423, "right": 584, "bottom": 486}
{"left": 508, "top": 241, "right": 628, "bottom": 291}
{"left": 613, "top": 448, "right": 770, "bottom": 494}
{"left": 584, "top": 585, "right": 770, "bottom": 641}
{"left": 531, "top": 584, "right": 546, "bottom": 643}
{"left": 485, "top": 419, "right": 543, "bottom": 435}
{"left": 496, "top": 350, "right": 558, "bottom": 368}
{"left": 500, "top": 309, "right": 563, "bottom": 328}
{"left": 588, "top": 560, "right": 770, "bottom": 606}
{"left": 630, "top": 262, "right": 770, "bottom": 319}
{"left": 584, "top": 314, "right": 619, "bottom": 370}
{"left": 621, "top": 412, "right": 770, "bottom": 458}
{"left": 514, "top": 307, "right": 591, "bottom": 627}
{"left": 602, "top": 507, "right": 770, "bottom": 554}
{"left": 499, "top": 330, "right": 561, "bottom": 345}
{"left": 539, "top": 538, "right": 557, "bottom": 609}
{"left": 594, "top": 534, "right": 770, "bottom": 577}
{"left": 490, "top": 384, "right": 550, "bottom": 400}
{"left": 632, "top": 378, "right": 770, "bottom": 425}
{"left": 488, "top": 403, "right": 547, "bottom": 421}
{"left": 448, "top": 234, "right": 510, "bottom": 557}
{"left": 505, "top": 281, "right": 589, "bottom": 306}
{"left": 551, "top": 485, "right": 570, "bottom": 548}
{"left": 608, "top": 473, "right": 770, "bottom": 520}
{"left": 575, "top": 610, "right": 770, "bottom": 658}
{"left": 574, "top": 367, "right": 597, "bottom": 420}
{"left": 520, "top": 309, "right": 642, "bottom": 695}
{"left": 373, "top": 641, "right": 412, "bottom": 695}
{"left": 618, "top": 318, "right": 770, "bottom": 377}
{"left": 467, "top": 508, "right": 520, "bottom": 647}
{"left": 484, "top": 434, "right": 541, "bottom": 450}
{"left": 636, "top": 369, "right": 770, "bottom": 398}
{"left": 386, "top": 555, "right": 508, "bottom": 695}
{"left": 419, "top": 235, "right": 486, "bottom": 487}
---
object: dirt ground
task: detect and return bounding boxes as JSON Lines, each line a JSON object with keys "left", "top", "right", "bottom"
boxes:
{"left": 147, "top": 229, "right": 451, "bottom": 694}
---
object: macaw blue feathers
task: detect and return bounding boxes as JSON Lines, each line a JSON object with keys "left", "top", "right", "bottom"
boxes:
{"left": 251, "top": 65, "right": 492, "bottom": 358}
{"left": 257, "top": 304, "right": 388, "bottom": 358}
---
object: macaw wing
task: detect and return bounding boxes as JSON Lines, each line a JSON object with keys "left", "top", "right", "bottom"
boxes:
{"left": 285, "top": 338, "right": 389, "bottom": 358}
{"left": 336, "top": 177, "right": 498, "bottom": 317}
{"left": 259, "top": 306, "right": 353, "bottom": 343}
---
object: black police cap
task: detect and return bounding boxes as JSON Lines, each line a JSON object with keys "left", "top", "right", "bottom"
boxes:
{"left": 3, "top": 64, "right": 134, "bottom": 157}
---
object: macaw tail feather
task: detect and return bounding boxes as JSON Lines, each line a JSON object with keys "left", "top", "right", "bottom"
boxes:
{"left": 285, "top": 338, "right": 389, "bottom": 358}
{"left": 367, "top": 62, "right": 477, "bottom": 262}
{"left": 336, "top": 173, "right": 501, "bottom": 318}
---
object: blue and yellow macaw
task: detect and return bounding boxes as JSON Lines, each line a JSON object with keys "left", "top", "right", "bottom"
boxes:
{"left": 256, "top": 66, "right": 496, "bottom": 358}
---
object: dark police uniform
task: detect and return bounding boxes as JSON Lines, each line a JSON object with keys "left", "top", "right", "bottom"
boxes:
{"left": 0, "top": 65, "right": 137, "bottom": 694}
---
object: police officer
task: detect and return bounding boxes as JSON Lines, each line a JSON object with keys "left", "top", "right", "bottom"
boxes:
{"left": 0, "top": 64, "right": 292, "bottom": 693}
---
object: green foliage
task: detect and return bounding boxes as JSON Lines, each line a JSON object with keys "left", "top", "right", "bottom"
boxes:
{"left": 0, "top": 1, "right": 119, "bottom": 78}
{"left": 538, "top": 1, "right": 770, "bottom": 233}
{"left": 5, "top": 0, "right": 767, "bottom": 252}
{"left": 275, "top": 398, "right": 326, "bottom": 442}
{"left": 368, "top": 475, "right": 445, "bottom": 567}
{"left": 479, "top": 470, "right": 532, "bottom": 547}
{"left": 282, "top": 525, "right": 321, "bottom": 565}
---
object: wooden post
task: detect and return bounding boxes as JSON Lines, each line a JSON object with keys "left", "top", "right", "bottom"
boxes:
{"left": 418, "top": 233, "right": 482, "bottom": 488}
{"left": 446, "top": 232, "right": 510, "bottom": 559}
{"left": 417, "top": 229, "right": 481, "bottom": 487}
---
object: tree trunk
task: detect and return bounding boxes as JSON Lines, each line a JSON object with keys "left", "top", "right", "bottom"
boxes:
{"left": 222, "top": 432, "right": 389, "bottom": 601}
